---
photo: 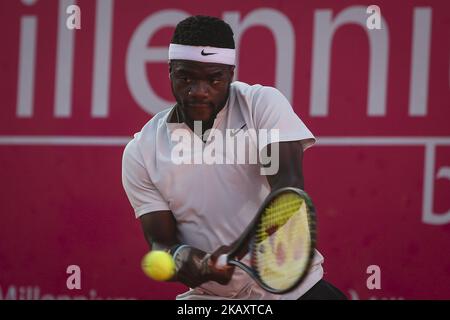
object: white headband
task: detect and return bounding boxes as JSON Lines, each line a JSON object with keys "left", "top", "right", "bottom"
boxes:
{"left": 168, "top": 43, "right": 235, "bottom": 65}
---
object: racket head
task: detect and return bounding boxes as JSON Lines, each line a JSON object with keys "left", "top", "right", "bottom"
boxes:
{"left": 249, "top": 187, "right": 316, "bottom": 294}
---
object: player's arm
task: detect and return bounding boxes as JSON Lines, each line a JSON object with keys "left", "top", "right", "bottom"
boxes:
{"left": 139, "top": 211, "right": 233, "bottom": 288}
{"left": 139, "top": 210, "right": 178, "bottom": 251}
{"left": 123, "top": 138, "right": 232, "bottom": 288}
{"left": 263, "top": 140, "right": 305, "bottom": 191}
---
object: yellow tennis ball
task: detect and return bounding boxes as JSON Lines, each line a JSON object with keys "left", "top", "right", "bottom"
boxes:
{"left": 141, "top": 250, "right": 176, "bottom": 281}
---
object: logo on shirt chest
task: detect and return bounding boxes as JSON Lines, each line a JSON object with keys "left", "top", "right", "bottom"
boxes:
{"left": 229, "top": 124, "right": 247, "bottom": 138}
{"left": 169, "top": 121, "right": 280, "bottom": 175}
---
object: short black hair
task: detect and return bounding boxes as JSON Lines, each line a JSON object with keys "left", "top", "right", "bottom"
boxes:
{"left": 171, "top": 15, "right": 235, "bottom": 49}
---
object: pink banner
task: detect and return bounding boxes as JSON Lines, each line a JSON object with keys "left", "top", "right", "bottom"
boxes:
{"left": 0, "top": 0, "right": 449, "bottom": 300}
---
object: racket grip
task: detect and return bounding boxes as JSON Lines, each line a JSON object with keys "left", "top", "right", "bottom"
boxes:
{"left": 216, "top": 254, "right": 228, "bottom": 270}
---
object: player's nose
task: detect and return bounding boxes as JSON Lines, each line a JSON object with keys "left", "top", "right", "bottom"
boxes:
{"left": 189, "top": 80, "right": 209, "bottom": 99}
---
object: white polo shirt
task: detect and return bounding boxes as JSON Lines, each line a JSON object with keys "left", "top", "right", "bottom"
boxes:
{"left": 122, "top": 81, "right": 324, "bottom": 300}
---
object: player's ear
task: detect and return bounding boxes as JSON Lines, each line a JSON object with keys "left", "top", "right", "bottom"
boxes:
{"left": 168, "top": 61, "right": 173, "bottom": 79}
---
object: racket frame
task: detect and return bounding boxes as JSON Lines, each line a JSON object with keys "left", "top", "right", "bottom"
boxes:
{"left": 220, "top": 187, "right": 317, "bottom": 294}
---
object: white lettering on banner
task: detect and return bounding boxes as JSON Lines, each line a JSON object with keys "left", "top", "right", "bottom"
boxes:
{"left": 317, "top": 137, "right": 450, "bottom": 226}
{"left": 127, "top": 8, "right": 295, "bottom": 114}
{"left": 14, "top": 4, "right": 438, "bottom": 118}
{"left": 16, "top": 0, "right": 114, "bottom": 118}
{"left": 126, "top": 10, "right": 188, "bottom": 115}
{"left": 91, "top": 0, "right": 113, "bottom": 118}
{"left": 0, "top": 284, "right": 135, "bottom": 300}
{"left": 224, "top": 9, "right": 295, "bottom": 102}
{"left": 16, "top": 14, "right": 37, "bottom": 117}
{"left": 55, "top": 0, "right": 76, "bottom": 117}
{"left": 311, "top": 6, "right": 389, "bottom": 117}
{"left": 423, "top": 144, "right": 450, "bottom": 225}
{"left": 311, "top": 6, "right": 432, "bottom": 118}
{"left": 348, "top": 289, "right": 404, "bottom": 300}
{"left": 409, "top": 8, "right": 432, "bottom": 116}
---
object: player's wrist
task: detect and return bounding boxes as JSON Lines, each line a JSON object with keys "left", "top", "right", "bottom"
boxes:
{"left": 169, "top": 244, "right": 211, "bottom": 287}
{"left": 168, "top": 244, "right": 186, "bottom": 256}
{"left": 168, "top": 244, "right": 234, "bottom": 287}
{"left": 168, "top": 244, "right": 188, "bottom": 281}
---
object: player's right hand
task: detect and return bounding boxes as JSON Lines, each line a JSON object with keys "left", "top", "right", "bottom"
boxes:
{"left": 172, "top": 245, "right": 234, "bottom": 288}
{"left": 208, "top": 245, "right": 235, "bottom": 285}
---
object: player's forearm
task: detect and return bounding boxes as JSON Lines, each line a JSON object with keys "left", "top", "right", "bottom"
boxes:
{"left": 140, "top": 210, "right": 178, "bottom": 250}
{"left": 267, "top": 175, "right": 304, "bottom": 191}
{"left": 264, "top": 141, "right": 305, "bottom": 191}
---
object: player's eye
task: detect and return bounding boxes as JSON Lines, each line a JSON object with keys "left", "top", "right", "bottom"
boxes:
{"left": 174, "top": 73, "right": 191, "bottom": 83}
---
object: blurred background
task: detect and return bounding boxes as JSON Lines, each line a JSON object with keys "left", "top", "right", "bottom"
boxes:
{"left": 0, "top": 0, "right": 449, "bottom": 300}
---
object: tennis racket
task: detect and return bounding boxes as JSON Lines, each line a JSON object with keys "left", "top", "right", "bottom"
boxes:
{"left": 216, "top": 187, "right": 316, "bottom": 294}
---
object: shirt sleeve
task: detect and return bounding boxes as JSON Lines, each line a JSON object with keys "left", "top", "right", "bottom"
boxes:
{"left": 252, "top": 86, "right": 316, "bottom": 151}
{"left": 122, "top": 136, "right": 170, "bottom": 218}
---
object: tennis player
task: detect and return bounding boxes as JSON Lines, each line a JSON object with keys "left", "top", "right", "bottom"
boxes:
{"left": 122, "top": 15, "right": 346, "bottom": 300}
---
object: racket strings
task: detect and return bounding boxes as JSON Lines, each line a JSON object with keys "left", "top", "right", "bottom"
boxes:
{"left": 255, "top": 194, "right": 302, "bottom": 242}
{"left": 252, "top": 192, "right": 312, "bottom": 290}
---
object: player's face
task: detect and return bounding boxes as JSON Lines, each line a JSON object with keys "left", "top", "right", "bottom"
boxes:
{"left": 169, "top": 60, "right": 234, "bottom": 123}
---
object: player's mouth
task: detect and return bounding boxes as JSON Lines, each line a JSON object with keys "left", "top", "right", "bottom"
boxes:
{"left": 183, "top": 101, "right": 216, "bottom": 122}
{"left": 187, "top": 103, "right": 211, "bottom": 109}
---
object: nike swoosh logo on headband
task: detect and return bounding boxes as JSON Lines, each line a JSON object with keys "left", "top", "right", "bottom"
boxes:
{"left": 201, "top": 49, "right": 217, "bottom": 56}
